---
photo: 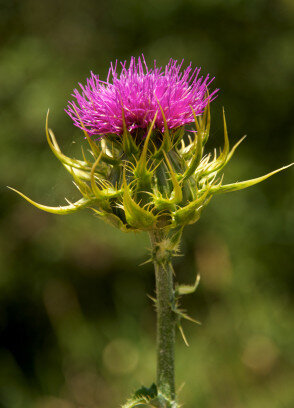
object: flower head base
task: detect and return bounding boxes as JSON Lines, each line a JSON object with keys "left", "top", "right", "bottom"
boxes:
{"left": 11, "top": 57, "right": 292, "bottom": 235}
{"left": 65, "top": 56, "right": 217, "bottom": 137}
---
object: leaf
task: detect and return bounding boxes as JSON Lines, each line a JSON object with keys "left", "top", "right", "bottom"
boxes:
{"left": 122, "top": 384, "right": 158, "bottom": 408}
{"left": 176, "top": 273, "right": 200, "bottom": 296}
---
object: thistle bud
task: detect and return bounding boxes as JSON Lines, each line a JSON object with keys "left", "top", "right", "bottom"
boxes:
{"left": 11, "top": 56, "right": 293, "bottom": 234}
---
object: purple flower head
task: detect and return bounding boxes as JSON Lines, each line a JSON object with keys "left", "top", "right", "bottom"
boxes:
{"left": 65, "top": 55, "right": 218, "bottom": 137}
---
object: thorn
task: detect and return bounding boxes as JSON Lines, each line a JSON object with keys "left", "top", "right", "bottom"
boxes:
{"left": 178, "top": 324, "right": 189, "bottom": 347}
{"left": 147, "top": 294, "right": 156, "bottom": 304}
{"left": 139, "top": 258, "right": 153, "bottom": 266}
{"left": 90, "top": 152, "right": 104, "bottom": 198}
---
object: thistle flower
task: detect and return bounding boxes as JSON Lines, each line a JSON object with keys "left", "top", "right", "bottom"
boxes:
{"left": 10, "top": 56, "right": 293, "bottom": 408}
{"left": 65, "top": 56, "right": 217, "bottom": 137}
{"left": 11, "top": 52, "right": 290, "bottom": 233}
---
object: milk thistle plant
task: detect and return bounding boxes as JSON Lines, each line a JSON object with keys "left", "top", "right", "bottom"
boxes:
{"left": 11, "top": 56, "right": 292, "bottom": 408}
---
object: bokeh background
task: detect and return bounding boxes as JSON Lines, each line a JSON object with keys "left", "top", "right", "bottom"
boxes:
{"left": 1, "top": 0, "right": 294, "bottom": 407}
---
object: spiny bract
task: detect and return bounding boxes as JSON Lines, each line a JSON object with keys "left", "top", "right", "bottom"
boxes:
{"left": 10, "top": 56, "right": 292, "bottom": 234}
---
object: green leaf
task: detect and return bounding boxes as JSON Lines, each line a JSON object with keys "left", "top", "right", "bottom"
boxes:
{"left": 176, "top": 273, "right": 200, "bottom": 296}
{"left": 122, "top": 384, "right": 158, "bottom": 408}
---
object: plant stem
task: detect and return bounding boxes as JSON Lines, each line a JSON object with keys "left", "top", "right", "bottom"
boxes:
{"left": 149, "top": 230, "right": 176, "bottom": 405}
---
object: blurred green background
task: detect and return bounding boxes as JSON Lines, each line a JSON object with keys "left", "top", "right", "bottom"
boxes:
{"left": 1, "top": 0, "right": 294, "bottom": 407}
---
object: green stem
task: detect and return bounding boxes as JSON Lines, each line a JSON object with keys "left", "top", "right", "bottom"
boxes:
{"left": 149, "top": 230, "right": 176, "bottom": 405}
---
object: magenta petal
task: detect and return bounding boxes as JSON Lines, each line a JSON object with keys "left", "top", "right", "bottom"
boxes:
{"left": 65, "top": 55, "right": 218, "bottom": 137}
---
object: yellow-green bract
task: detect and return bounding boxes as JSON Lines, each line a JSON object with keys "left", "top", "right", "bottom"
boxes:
{"left": 10, "top": 102, "right": 293, "bottom": 233}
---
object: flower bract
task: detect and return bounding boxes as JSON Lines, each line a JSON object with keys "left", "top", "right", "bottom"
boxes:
{"left": 10, "top": 56, "right": 292, "bottom": 235}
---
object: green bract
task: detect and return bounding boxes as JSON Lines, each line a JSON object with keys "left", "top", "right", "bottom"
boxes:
{"left": 10, "top": 103, "right": 292, "bottom": 233}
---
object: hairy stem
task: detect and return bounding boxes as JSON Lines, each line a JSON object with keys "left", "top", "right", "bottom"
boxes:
{"left": 149, "top": 230, "right": 176, "bottom": 405}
